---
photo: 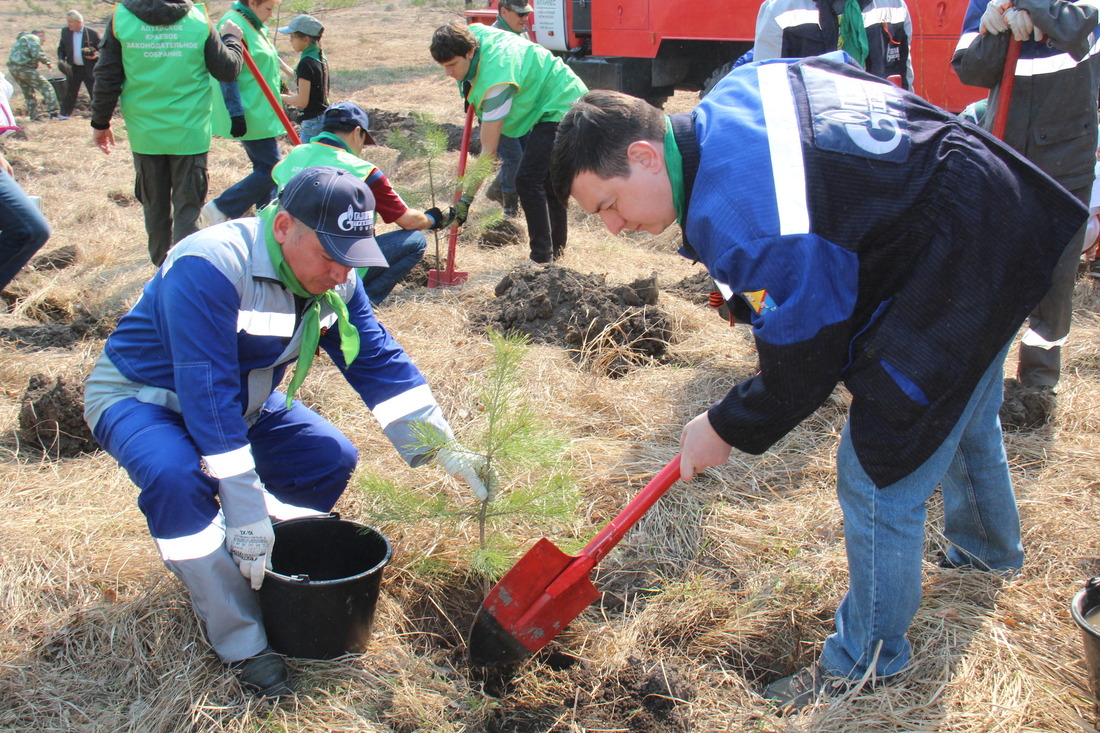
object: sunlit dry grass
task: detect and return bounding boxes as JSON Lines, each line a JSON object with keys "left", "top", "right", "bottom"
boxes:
{"left": 1, "top": 1, "right": 1099, "bottom": 731}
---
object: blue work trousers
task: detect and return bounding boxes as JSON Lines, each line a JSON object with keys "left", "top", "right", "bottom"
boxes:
{"left": 360, "top": 228, "right": 427, "bottom": 306}
{"left": 821, "top": 342, "right": 1022, "bottom": 680}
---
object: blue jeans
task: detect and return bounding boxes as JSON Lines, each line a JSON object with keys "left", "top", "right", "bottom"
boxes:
{"left": 821, "top": 342, "right": 1022, "bottom": 680}
{"left": 0, "top": 170, "right": 50, "bottom": 290}
{"left": 497, "top": 133, "right": 523, "bottom": 196}
{"left": 213, "top": 137, "right": 281, "bottom": 218}
{"left": 359, "top": 228, "right": 426, "bottom": 305}
{"left": 298, "top": 116, "right": 324, "bottom": 144}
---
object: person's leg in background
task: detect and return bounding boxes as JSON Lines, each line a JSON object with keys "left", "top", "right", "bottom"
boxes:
{"left": 1015, "top": 184, "right": 1091, "bottom": 389}
{"left": 132, "top": 152, "right": 174, "bottom": 266}
{"left": 168, "top": 153, "right": 208, "bottom": 250}
{"left": 358, "top": 228, "right": 427, "bottom": 306}
{"left": 211, "top": 137, "right": 282, "bottom": 219}
{"left": 515, "top": 121, "right": 558, "bottom": 264}
{"left": 0, "top": 167, "right": 50, "bottom": 290}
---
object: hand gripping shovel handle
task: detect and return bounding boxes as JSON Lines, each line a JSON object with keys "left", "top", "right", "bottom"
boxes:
{"left": 241, "top": 44, "right": 301, "bottom": 146}
{"left": 992, "top": 37, "right": 1021, "bottom": 141}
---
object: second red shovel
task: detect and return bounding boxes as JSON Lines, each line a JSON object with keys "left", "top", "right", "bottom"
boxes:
{"left": 468, "top": 454, "right": 682, "bottom": 666}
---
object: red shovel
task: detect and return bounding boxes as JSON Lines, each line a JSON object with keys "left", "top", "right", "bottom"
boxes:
{"left": 468, "top": 454, "right": 682, "bottom": 666}
{"left": 428, "top": 103, "right": 475, "bottom": 288}
{"left": 991, "top": 37, "right": 1022, "bottom": 140}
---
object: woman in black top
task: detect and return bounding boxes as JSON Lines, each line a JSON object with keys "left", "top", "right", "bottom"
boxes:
{"left": 278, "top": 14, "right": 328, "bottom": 142}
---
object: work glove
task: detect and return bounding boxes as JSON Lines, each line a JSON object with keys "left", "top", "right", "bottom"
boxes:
{"left": 425, "top": 206, "right": 455, "bottom": 230}
{"left": 979, "top": 0, "right": 1011, "bottom": 35}
{"left": 230, "top": 115, "right": 247, "bottom": 138}
{"left": 436, "top": 446, "right": 494, "bottom": 501}
{"left": 454, "top": 196, "right": 473, "bottom": 227}
{"left": 1004, "top": 8, "right": 1042, "bottom": 42}
{"left": 226, "top": 517, "right": 275, "bottom": 590}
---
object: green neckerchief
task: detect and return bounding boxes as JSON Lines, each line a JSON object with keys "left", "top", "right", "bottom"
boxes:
{"left": 259, "top": 206, "right": 360, "bottom": 408}
{"left": 311, "top": 130, "right": 350, "bottom": 152}
{"left": 232, "top": 1, "right": 264, "bottom": 31}
{"left": 838, "top": 0, "right": 869, "bottom": 68}
{"left": 663, "top": 117, "right": 686, "bottom": 227}
{"left": 299, "top": 43, "right": 322, "bottom": 64}
{"left": 461, "top": 47, "right": 481, "bottom": 87}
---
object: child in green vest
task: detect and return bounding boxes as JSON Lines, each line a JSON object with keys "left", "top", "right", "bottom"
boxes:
{"left": 278, "top": 14, "right": 328, "bottom": 143}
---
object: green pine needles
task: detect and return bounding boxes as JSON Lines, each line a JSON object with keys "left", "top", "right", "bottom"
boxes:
{"left": 360, "top": 330, "right": 578, "bottom": 579}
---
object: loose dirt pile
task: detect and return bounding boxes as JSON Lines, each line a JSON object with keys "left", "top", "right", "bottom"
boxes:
{"left": 472, "top": 264, "right": 670, "bottom": 376}
{"left": 17, "top": 372, "right": 97, "bottom": 458}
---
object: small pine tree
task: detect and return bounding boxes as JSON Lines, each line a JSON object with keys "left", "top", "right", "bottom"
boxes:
{"left": 360, "top": 331, "right": 577, "bottom": 579}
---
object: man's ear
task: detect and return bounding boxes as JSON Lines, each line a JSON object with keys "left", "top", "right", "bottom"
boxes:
{"left": 272, "top": 210, "right": 294, "bottom": 244}
{"left": 626, "top": 140, "right": 663, "bottom": 173}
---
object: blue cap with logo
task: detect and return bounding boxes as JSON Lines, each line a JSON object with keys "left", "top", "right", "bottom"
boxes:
{"left": 322, "top": 101, "right": 376, "bottom": 145}
{"left": 278, "top": 166, "right": 387, "bottom": 268}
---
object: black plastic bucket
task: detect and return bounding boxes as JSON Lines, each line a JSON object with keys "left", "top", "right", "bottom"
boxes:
{"left": 1071, "top": 577, "right": 1100, "bottom": 709}
{"left": 259, "top": 514, "right": 391, "bottom": 659}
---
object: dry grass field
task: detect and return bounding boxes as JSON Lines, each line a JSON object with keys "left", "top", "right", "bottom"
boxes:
{"left": 2, "top": 1, "right": 1100, "bottom": 731}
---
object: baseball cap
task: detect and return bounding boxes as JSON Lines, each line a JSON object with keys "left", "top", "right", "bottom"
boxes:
{"left": 321, "top": 101, "right": 376, "bottom": 145}
{"left": 278, "top": 166, "right": 387, "bottom": 268}
{"left": 277, "top": 14, "right": 324, "bottom": 37}
{"left": 499, "top": 0, "right": 534, "bottom": 13}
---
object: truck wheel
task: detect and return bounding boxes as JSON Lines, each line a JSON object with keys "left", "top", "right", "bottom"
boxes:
{"left": 700, "top": 61, "right": 735, "bottom": 98}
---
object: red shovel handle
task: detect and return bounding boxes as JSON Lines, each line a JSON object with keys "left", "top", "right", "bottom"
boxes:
{"left": 241, "top": 44, "right": 301, "bottom": 146}
{"left": 992, "top": 37, "right": 1021, "bottom": 141}
{"left": 581, "top": 454, "right": 682, "bottom": 566}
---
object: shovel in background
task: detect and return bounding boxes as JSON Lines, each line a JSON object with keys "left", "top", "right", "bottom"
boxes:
{"left": 468, "top": 454, "right": 682, "bottom": 667}
{"left": 428, "top": 103, "right": 474, "bottom": 288}
{"left": 991, "top": 36, "right": 1022, "bottom": 140}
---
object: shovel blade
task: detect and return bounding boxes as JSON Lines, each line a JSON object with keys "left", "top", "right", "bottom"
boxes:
{"left": 468, "top": 537, "right": 600, "bottom": 666}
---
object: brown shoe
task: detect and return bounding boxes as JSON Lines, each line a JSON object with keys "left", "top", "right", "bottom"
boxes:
{"left": 761, "top": 662, "right": 854, "bottom": 714}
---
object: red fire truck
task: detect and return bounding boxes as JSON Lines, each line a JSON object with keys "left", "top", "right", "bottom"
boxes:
{"left": 470, "top": 0, "right": 984, "bottom": 112}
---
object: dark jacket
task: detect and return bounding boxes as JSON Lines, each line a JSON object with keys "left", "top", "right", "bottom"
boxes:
{"left": 57, "top": 24, "right": 101, "bottom": 67}
{"left": 91, "top": 0, "right": 242, "bottom": 130}
{"left": 952, "top": 0, "right": 1100, "bottom": 192}
{"left": 678, "top": 54, "right": 1085, "bottom": 487}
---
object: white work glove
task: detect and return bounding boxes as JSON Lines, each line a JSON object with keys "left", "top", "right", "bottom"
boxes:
{"left": 979, "top": 0, "right": 1012, "bottom": 35}
{"left": 1003, "top": 7, "right": 1042, "bottom": 42}
{"left": 436, "top": 446, "right": 493, "bottom": 501}
{"left": 226, "top": 517, "right": 274, "bottom": 590}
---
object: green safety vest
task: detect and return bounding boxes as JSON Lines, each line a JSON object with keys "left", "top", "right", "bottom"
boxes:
{"left": 271, "top": 134, "right": 377, "bottom": 190}
{"left": 113, "top": 3, "right": 212, "bottom": 155}
{"left": 211, "top": 8, "right": 283, "bottom": 140}
{"left": 465, "top": 23, "right": 586, "bottom": 138}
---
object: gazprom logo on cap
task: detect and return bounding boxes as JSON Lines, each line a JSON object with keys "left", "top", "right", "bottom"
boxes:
{"left": 337, "top": 204, "right": 374, "bottom": 233}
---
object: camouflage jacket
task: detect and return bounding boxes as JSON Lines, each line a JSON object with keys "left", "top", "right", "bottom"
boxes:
{"left": 8, "top": 32, "right": 48, "bottom": 68}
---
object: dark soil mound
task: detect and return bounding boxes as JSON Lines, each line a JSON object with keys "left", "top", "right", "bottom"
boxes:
{"left": 28, "top": 244, "right": 79, "bottom": 272}
{"left": 478, "top": 219, "right": 523, "bottom": 249}
{"left": 18, "top": 372, "right": 97, "bottom": 457}
{"left": 667, "top": 269, "right": 712, "bottom": 302}
{"left": 474, "top": 264, "right": 669, "bottom": 377}
{"left": 1000, "top": 378, "right": 1055, "bottom": 430}
{"left": 366, "top": 108, "right": 481, "bottom": 154}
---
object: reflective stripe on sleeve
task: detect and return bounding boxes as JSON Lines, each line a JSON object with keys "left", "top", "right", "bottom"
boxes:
{"left": 775, "top": 8, "right": 820, "bottom": 28}
{"left": 758, "top": 62, "right": 810, "bottom": 236}
{"left": 372, "top": 383, "right": 437, "bottom": 429}
{"left": 955, "top": 31, "right": 979, "bottom": 53}
{"left": 202, "top": 444, "right": 256, "bottom": 479}
{"left": 862, "top": 6, "right": 908, "bottom": 25}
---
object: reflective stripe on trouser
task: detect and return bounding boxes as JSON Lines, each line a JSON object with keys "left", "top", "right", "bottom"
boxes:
{"left": 91, "top": 392, "right": 358, "bottom": 660}
{"left": 822, "top": 341, "right": 1021, "bottom": 680}
{"left": 1017, "top": 183, "right": 1090, "bottom": 388}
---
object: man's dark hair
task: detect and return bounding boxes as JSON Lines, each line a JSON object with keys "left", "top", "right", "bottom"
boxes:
{"left": 430, "top": 21, "right": 477, "bottom": 63}
{"left": 550, "top": 90, "right": 666, "bottom": 205}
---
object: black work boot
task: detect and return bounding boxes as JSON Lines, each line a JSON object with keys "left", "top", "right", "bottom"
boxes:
{"left": 230, "top": 646, "right": 292, "bottom": 698}
{"left": 502, "top": 193, "right": 520, "bottom": 218}
{"left": 485, "top": 174, "right": 504, "bottom": 205}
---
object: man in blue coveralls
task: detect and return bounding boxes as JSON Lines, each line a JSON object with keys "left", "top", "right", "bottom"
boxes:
{"left": 550, "top": 53, "right": 1084, "bottom": 712}
{"left": 84, "top": 166, "right": 489, "bottom": 698}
